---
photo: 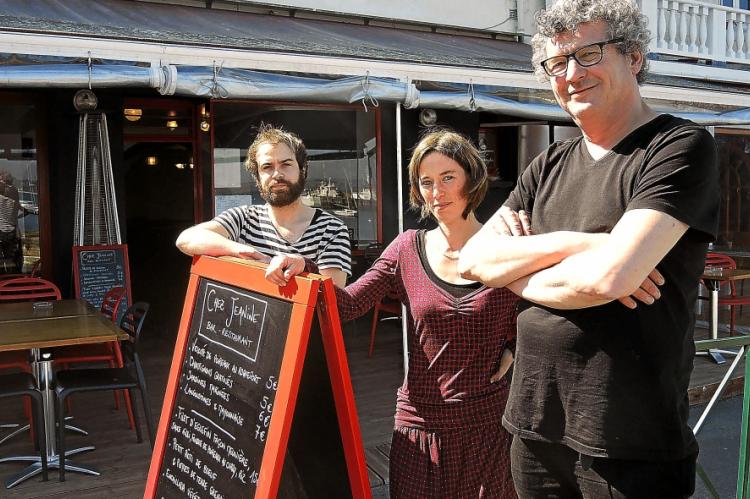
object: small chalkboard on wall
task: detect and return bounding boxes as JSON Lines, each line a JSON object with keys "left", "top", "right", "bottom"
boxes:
{"left": 144, "top": 256, "right": 370, "bottom": 499}
{"left": 72, "top": 244, "right": 132, "bottom": 323}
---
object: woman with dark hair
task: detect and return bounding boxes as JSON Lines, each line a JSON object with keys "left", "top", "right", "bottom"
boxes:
{"left": 265, "top": 129, "right": 518, "bottom": 497}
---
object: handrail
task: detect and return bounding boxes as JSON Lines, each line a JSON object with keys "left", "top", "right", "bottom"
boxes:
{"left": 696, "top": 336, "right": 750, "bottom": 350}
{"left": 693, "top": 334, "right": 750, "bottom": 497}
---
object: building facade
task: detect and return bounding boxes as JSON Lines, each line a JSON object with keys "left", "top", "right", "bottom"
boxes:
{"left": 0, "top": 0, "right": 748, "bottom": 334}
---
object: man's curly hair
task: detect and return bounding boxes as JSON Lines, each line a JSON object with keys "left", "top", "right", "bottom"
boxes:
{"left": 531, "top": 0, "right": 651, "bottom": 84}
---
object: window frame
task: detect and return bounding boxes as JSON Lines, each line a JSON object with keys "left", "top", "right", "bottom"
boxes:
{"left": 0, "top": 91, "right": 51, "bottom": 278}
{"left": 209, "top": 99, "right": 383, "bottom": 247}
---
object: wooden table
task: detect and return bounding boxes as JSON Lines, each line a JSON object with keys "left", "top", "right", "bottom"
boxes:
{"left": 0, "top": 300, "right": 128, "bottom": 488}
{"left": 0, "top": 299, "right": 95, "bottom": 324}
{"left": 701, "top": 268, "right": 750, "bottom": 364}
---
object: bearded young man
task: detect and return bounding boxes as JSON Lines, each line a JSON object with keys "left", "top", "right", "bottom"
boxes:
{"left": 176, "top": 124, "right": 350, "bottom": 287}
{"left": 460, "top": 0, "right": 718, "bottom": 496}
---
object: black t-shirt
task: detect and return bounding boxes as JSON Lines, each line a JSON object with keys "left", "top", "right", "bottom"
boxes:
{"left": 502, "top": 115, "right": 719, "bottom": 460}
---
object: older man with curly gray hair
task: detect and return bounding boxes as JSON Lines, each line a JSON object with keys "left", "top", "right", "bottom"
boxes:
{"left": 461, "top": 0, "right": 719, "bottom": 496}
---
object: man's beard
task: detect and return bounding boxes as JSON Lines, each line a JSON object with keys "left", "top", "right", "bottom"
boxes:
{"left": 259, "top": 177, "right": 305, "bottom": 207}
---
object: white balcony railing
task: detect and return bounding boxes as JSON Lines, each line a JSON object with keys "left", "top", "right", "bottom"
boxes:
{"left": 641, "top": 0, "right": 750, "bottom": 65}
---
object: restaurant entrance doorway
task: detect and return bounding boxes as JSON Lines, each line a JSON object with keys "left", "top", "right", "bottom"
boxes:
{"left": 121, "top": 99, "right": 200, "bottom": 341}
{"left": 123, "top": 141, "right": 194, "bottom": 341}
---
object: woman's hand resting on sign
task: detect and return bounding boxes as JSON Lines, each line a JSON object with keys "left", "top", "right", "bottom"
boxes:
{"left": 265, "top": 254, "right": 306, "bottom": 286}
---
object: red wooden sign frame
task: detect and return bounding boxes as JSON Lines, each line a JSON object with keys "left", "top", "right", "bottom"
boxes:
{"left": 144, "top": 255, "right": 370, "bottom": 498}
{"left": 72, "top": 243, "right": 133, "bottom": 307}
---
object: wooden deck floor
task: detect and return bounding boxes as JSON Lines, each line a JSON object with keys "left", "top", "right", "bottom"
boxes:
{"left": 0, "top": 310, "right": 744, "bottom": 498}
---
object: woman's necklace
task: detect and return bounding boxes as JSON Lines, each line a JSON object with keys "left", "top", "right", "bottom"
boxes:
{"left": 442, "top": 246, "right": 461, "bottom": 260}
{"left": 437, "top": 227, "right": 463, "bottom": 261}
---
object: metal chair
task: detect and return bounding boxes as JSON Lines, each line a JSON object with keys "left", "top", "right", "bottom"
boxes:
{"left": 0, "top": 372, "right": 48, "bottom": 483}
{"left": 703, "top": 252, "right": 750, "bottom": 336}
{"left": 53, "top": 287, "right": 135, "bottom": 429}
{"left": 55, "top": 302, "right": 155, "bottom": 481}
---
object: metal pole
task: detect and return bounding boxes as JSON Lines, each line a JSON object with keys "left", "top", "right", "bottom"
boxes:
{"left": 694, "top": 346, "right": 745, "bottom": 435}
{"left": 396, "top": 102, "right": 408, "bottom": 376}
{"left": 738, "top": 344, "right": 750, "bottom": 498}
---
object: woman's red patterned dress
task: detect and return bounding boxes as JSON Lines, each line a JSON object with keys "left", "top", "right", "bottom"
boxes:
{"left": 334, "top": 230, "right": 518, "bottom": 498}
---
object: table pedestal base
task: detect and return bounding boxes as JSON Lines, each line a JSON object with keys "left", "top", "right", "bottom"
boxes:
{"left": 0, "top": 445, "right": 97, "bottom": 488}
{"left": 0, "top": 424, "right": 26, "bottom": 446}
{"left": 0, "top": 417, "right": 89, "bottom": 446}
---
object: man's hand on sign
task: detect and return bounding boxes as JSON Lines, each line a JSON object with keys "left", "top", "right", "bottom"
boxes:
{"left": 490, "top": 206, "right": 533, "bottom": 237}
{"left": 265, "top": 254, "right": 306, "bottom": 286}
{"left": 234, "top": 243, "right": 271, "bottom": 263}
{"left": 618, "top": 268, "right": 665, "bottom": 309}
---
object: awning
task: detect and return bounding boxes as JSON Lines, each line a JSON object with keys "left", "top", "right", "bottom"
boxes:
{"left": 0, "top": 60, "right": 748, "bottom": 125}
{"left": 159, "top": 66, "right": 419, "bottom": 109}
{"left": 0, "top": 63, "right": 162, "bottom": 89}
{"left": 417, "top": 90, "right": 570, "bottom": 122}
{"left": 666, "top": 109, "right": 750, "bottom": 126}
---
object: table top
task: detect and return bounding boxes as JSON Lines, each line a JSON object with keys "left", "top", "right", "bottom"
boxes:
{"left": 0, "top": 313, "right": 127, "bottom": 352}
{"left": 701, "top": 268, "right": 750, "bottom": 281}
{"left": 0, "top": 299, "right": 96, "bottom": 323}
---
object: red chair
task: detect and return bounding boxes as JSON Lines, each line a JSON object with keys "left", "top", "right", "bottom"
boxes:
{"left": 0, "top": 277, "right": 61, "bottom": 302}
{"left": 53, "top": 287, "right": 136, "bottom": 430}
{"left": 0, "top": 277, "right": 61, "bottom": 443}
{"left": 369, "top": 297, "right": 401, "bottom": 357}
{"left": 703, "top": 252, "right": 750, "bottom": 336}
{"left": 359, "top": 243, "right": 403, "bottom": 357}
{"left": 0, "top": 277, "right": 62, "bottom": 371}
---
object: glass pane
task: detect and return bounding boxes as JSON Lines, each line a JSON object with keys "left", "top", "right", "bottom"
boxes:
{"left": 0, "top": 103, "right": 39, "bottom": 274}
{"left": 212, "top": 103, "right": 379, "bottom": 248}
{"left": 715, "top": 132, "right": 750, "bottom": 251}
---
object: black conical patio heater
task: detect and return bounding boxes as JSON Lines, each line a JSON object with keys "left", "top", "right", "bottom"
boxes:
{"left": 73, "top": 89, "right": 121, "bottom": 246}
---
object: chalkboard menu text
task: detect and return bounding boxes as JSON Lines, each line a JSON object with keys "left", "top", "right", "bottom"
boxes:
{"left": 156, "top": 279, "right": 290, "bottom": 498}
{"left": 72, "top": 244, "right": 132, "bottom": 323}
{"left": 145, "top": 256, "right": 370, "bottom": 499}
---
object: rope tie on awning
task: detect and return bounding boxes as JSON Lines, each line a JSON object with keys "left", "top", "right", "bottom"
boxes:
{"left": 468, "top": 80, "right": 477, "bottom": 112}
{"left": 87, "top": 52, "right": 92, "bottom": 90}
{"left": 360, "top": 71, "right": 379, "bottom": 112}
{"left": 199, "top": 60, "right": 228, "bottom": 98}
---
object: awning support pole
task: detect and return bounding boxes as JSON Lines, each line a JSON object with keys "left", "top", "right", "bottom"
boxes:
{"left": 396, "top": 102, "right": 409, "bottom": 376}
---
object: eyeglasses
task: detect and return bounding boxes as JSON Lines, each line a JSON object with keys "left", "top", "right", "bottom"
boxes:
{"left": 541, "top": 38, "right": 624, "bottom": 77}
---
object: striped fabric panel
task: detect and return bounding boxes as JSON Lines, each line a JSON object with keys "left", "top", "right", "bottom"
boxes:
{"left": 0, "top": 194, "right": 18, "bottom": 233}
{"left": 214, "top": 204, "right": 352, "bottom": 275}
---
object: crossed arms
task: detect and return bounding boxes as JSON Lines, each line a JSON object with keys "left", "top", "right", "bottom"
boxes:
{"left": 458, "top": 206, "right": 688, "bottom": 309}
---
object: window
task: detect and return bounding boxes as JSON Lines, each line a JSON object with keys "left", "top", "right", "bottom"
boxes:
{"left": 211, "top": 102, "right": 380, "bottom": 248}
{"left": 715, "top": 129, "right": 750, "bottom": 250}
{"left": 723, "top": 0, "right": 750, "bottom": 9}
{"left": 0, "top": 102, "right": 42, "bottom": 274}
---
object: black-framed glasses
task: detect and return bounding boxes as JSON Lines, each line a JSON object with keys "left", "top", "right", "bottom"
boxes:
{"left": 541, "top": 38, "right": 624, "bottom": 77}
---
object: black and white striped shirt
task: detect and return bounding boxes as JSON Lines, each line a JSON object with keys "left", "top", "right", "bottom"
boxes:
{"left": 214, "top": 204, "right": 351, "bottom": 276}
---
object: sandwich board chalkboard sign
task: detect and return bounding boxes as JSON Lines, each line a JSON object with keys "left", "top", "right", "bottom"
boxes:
{"left": 72, "top": 244, "right": 132, "bottom": 324}
{"left": 144, "top": 255, "right": 370, "bottom": 499}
